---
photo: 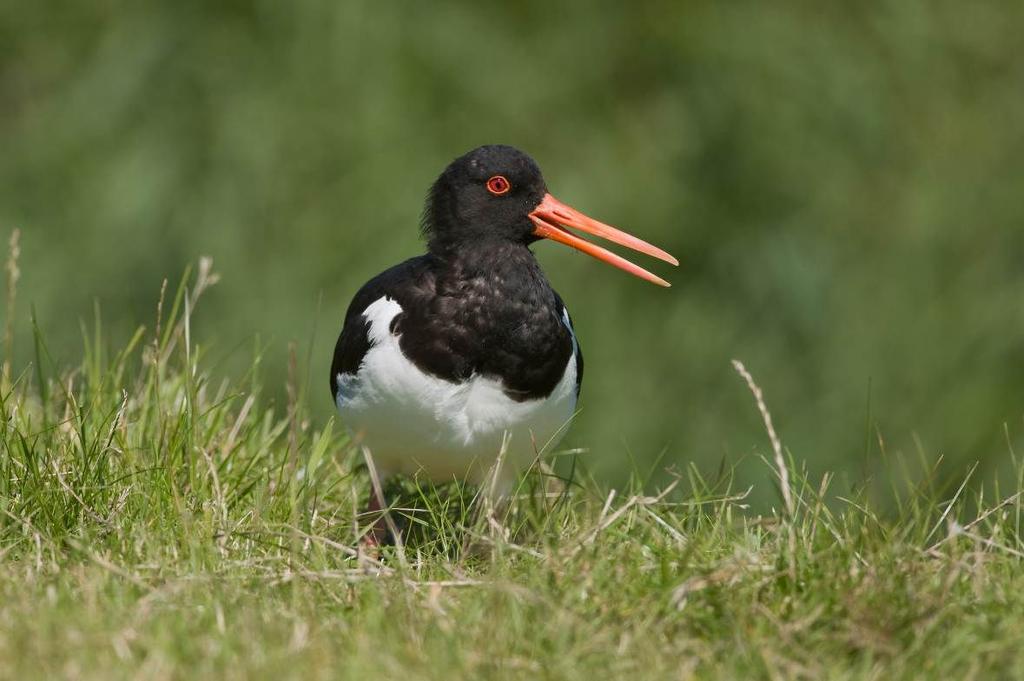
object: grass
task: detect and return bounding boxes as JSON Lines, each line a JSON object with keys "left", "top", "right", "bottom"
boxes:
{"left": 1, "top": 258, "right": 1024, "bottom": 680}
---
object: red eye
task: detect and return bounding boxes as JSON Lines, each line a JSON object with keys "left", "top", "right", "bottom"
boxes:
{"left": 486, "top": 175, "right": 511, "bottom": 195}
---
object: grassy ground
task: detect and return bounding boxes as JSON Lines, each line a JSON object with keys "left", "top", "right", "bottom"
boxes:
{"left": 2, "top": 261, "right": 1023, "bottom": 680}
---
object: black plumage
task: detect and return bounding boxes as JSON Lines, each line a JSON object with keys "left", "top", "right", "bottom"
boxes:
{"left": 330, "top": 247, "right": 583, "bottom": 404}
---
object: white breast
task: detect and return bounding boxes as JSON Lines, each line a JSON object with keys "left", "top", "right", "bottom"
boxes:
{"left": 335, "top": 296, "right": 578, "bottom": 487}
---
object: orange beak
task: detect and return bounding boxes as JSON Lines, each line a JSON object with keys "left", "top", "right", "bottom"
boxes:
{"left": 528, "top": 193, "right": 678, "bottom": 287}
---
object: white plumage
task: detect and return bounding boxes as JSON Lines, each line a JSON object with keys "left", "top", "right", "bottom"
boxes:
{"left": 335, "top": 296, "right": 578, "bottom": 487}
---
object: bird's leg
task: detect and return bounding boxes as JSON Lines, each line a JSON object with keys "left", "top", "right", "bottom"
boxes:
{"left": 361, "top": 484, "right": 390, "bottom": 548}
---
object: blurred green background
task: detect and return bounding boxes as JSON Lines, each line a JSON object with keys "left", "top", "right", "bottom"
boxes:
{"left": 2, "top": 1, "right": 1023, "bottom": 502}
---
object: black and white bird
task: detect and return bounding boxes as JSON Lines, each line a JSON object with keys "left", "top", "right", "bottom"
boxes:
{"left": 330, "top": 145, "right": 676, "bottom": 525}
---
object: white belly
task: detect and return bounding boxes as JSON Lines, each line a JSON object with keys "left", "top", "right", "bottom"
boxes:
{"left": 335, "top": 297, "right": 578, "bottom": 486}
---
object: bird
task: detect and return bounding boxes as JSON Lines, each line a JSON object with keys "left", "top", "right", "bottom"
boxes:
{"left": 329, "top": 144, "right": 676, "bottom": 540}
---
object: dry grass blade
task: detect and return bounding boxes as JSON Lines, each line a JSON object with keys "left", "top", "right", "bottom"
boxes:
{"left": 4, "top": 228, "right": 20, "bottom": 382}
{"left": 732, "top": 359, "right": 794, "bottom": 517}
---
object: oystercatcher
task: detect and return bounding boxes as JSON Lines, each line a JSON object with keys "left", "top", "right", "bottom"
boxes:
{"left": 330, "top": 145, "right": 675, "bottom": 531}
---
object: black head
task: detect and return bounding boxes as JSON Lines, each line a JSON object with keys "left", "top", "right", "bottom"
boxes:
{"left": 422, "top": 145, "right": 548, "bottom": 252}
{"left": 420, "top": 145, "right": 679, "bottom": 286}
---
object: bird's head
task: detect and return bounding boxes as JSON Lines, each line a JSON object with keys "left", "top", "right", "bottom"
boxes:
{"left": 422, "top": 145, "right": 677, "bottom": 286}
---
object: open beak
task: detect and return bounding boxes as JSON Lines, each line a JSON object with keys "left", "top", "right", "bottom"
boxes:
{"left": 528, "top": 193, "right": 678, "bottom": 287}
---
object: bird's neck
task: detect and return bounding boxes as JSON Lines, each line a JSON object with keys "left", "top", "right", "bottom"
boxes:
{"left": 431, "top": 238, "right": 534, "bottom": 274}
{"left": 429, "top": 239, "right": 557, "bottom": 306}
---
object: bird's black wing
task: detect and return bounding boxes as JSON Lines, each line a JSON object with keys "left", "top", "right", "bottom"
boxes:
{"left": 329, "top": 255, "right": 434, "bottom": 400}
{"left": 552, "top": 290, "right": 584, "bottom": 399}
